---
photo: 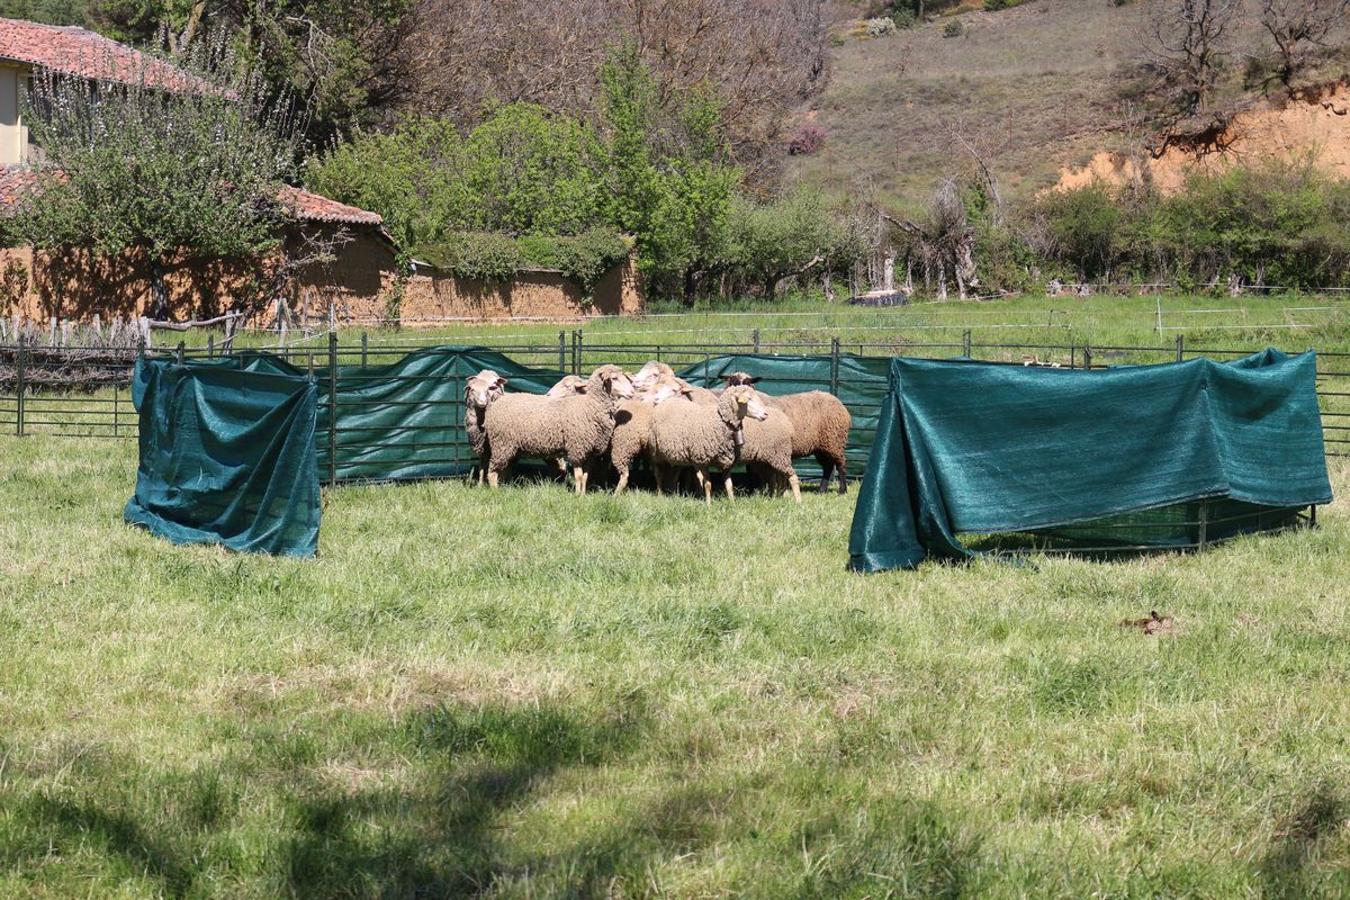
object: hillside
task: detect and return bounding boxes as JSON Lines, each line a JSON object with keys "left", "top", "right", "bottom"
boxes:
{"left": 790, "top": 0, "right": 1350, "bottom": 210}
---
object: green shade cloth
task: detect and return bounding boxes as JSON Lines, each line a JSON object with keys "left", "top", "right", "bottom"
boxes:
{"left": 848, "top": 349, "right": 1333, "bottom": 573}
{"left": 681, "top": 353, "right": 891, "bottom": 479}
{"left": 124, "top": 357, "right": 321, "bottom": 557}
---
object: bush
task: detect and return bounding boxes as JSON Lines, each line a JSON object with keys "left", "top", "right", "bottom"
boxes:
{"left": 943, "top": 19, "right": 964, "bottom": 38}
{"left": 983, "top": 0, "right": 1024, "bottom": 9}
{"left": 865, "top": 16, "right": 898, "bottom": 37}
{"left": 787, "top": 123, "right": 828, "bottom": 156}
{"left": 890, "top": 8, "right": 917, "bottom": 29}
{"left": 417, "top": 232, "right": 522, "bottom": 282}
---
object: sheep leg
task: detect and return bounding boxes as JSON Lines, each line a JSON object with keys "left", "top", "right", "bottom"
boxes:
{"left": 695, "top": 467, "right": 712, "bottom": 505}
{"left": 834, "top": 456, "right": 848, "bottom": 495}
{"left": 787, "top": 471, "right": 802, "bottom": 504}
{"left": 572, "top": 464, "right": 586, "bottom": 495}
{"left": 815, "top": 452, "right": 834, "bottom": 494}
{"left": 652, "top": 463, "right": 664, "bottom": 495}
{"left": 487, "top": 468, "right": 500, "bottom": 489}
{"left": 724, "top": 473, "right": 735, "bottom": 500}
{"left": 614, "top": 465, "right": 629, "bottom": 495}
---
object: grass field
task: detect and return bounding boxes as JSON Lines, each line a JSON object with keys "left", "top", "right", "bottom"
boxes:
{"left": 187, "top": 293, "right": 1350, "bottom": 360}
{"left": 1, "top": 427, "right": 1348, "bottom": 895}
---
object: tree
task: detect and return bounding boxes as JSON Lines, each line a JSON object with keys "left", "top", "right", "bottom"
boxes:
{"left": 725, "top": 189, "right": 841, "bottom": 301}
{"left": 1258, "top": 0, "right": 1350, "bottom": 89}
{"left": 16, "top": 41, "right": 308, "bottom": 318}
{"left": 1142, "top": 0, "right": 1242, "bottom": 121}
{"left": 88, "top": 0, "right": 414, "bottom": 138}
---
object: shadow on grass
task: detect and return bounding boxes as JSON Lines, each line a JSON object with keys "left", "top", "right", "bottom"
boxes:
{"left": 0, "top": 698, "right": 658, "bottom": 898}
{"left": 1257, "top": 783, "right": 1345, "bottom": 899}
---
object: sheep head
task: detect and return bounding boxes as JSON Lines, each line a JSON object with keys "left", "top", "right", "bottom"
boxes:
{"left": 721, "top": 372, "right": 761, "bottom": 386}
{"left": 589, "top": 364, "right": 635, "bottom": 399}
{"left": 632, "top": 360, "right": 675, "bottom": 390}
{"left": 726, "top": 385, "right": 768, "bottom": 422}
{"left": 465, "top": 369, "right": 507, "bottom": 410}
{"left": 545, "top": 374, "right": 588, "bottom": 397}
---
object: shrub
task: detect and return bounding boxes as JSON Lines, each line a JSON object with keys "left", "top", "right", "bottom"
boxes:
{"left": 890, "top": 8, "right": 917, "bottom": 29}
{"left": 787, "top": 124, "right": 828, "bottom": 156}
{"left": 983, "top": 0, "right": 1024, "bottom": 9}
{"left": 943, "top": 19, "right": 964, "bottom": 38}
{"left": 417, "top": 232, "right": 522, "bottom": 282}
{"left": 866, "top": 16, "right": 898, "bottom": 37}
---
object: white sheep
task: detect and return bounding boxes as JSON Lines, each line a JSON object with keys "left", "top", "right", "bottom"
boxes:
{"left": 484, "top": 364, "right": 635, "bottom": 494}
{"left": 648, "top": 385, "right": 769, "bottom": 504}
{"left": 463, "top": 369, "right": 506, "bottom": 486}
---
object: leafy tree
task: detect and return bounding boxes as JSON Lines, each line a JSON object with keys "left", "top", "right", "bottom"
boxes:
{"left": 724, "top": 188, "right": 852, "bottom": 301}
{"left": 304, "top": 118, "right": 465, "bottom": 251}
{"left": 87, "top": 0, "right": 413, "bottom": 139}
{"left": 15, "top": 41, "right": 306, "bottom": 316}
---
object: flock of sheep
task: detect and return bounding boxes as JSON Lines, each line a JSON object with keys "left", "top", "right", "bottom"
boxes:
{"left": 462, "top": 361, "right": 852, "bottom": 503}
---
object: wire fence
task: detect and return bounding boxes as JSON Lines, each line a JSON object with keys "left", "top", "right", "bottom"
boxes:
{"left": 0, "top": 331, "right": 1347, "bottom": 463}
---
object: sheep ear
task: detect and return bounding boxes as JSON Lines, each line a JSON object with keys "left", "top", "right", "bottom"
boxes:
{"left": 745, "top": 376, "right": 762, "bottom": 385}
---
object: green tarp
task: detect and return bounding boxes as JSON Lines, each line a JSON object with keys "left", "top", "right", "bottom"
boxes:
{"left": 848, "top": 349, "right": 1333, "bottom": 573}
{"left": 124, "top": 357, "right": 322, "bottom": 557}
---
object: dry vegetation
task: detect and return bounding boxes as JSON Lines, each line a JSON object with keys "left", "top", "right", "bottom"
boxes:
{"left": 790, "top": 0, "right": 1349, "bottom": 210}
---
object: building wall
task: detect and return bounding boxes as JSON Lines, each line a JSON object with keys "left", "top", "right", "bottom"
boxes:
{"left": 0, "top": 230, "right": 645, "bottom": 326}
{"left": 0, "top": 65, "right": 27, "bottom": 166}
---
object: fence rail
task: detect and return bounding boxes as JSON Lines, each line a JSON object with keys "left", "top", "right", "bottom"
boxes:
{"left": 1, "top": 333, "right": 1346, "bottom": 461}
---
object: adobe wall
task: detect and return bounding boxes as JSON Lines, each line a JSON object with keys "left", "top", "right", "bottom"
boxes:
{"left": 0, "top": 233, "right": 645, "bottom": 327}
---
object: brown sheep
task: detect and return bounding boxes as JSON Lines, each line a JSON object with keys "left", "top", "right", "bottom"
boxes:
{"left": 722, "top": 373, "right": 852, "bottom": 494}
{"left": 484, "top": 364, "right": 635, "bottom": 494}
{"left": 649, "top": 385, "right": 769, "bottom": 504}
{"left": 608, "top": 375, "right": 686, "bottom": 494}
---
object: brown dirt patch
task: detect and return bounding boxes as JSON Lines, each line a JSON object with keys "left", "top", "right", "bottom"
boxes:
{"left": 1120, "top": 611, "right": 1176, "bottom": 636}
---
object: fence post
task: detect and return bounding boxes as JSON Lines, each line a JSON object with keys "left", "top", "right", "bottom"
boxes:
{"left": 571, "top": 329, "right": 582, "bottom": 375}
{"left": 14, "top": 342, "right": 24, "bottom": 437}
{"left": 1083, "top": 344, "right": 1093, "bottom": 371}
{"left": 558, "top": 331, "right": 566, "bottom": 371}
{"left": 1175, "top": 334, "right": 1184, "bottom": 362}
{"left": 176, "top": 341, "right": 185, "bottom": 366}
{"left": 830, "top": 337, "right": 841, "bottom": 396}
{"left": 361, "top": 332, "right": 368, "bottom": 368}
{"left": 1070, "top": 344, "right": 1077, "bottom": 369}
{"left": 752, "top": 328, "right": 761, "bottom": 354}
{"left": 207, "top": 335, "right": 214, "bottom": 358}
{"left": 1197, "top": 501, "right": 1208, "bottom": 549}
{"left": 327, "top": 330, "right": 339, "bottom": 488}
{"left": 962, "top": 329, "right": 972, "bottom": 358}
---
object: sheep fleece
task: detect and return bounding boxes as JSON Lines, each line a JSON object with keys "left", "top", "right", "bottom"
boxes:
{"left": 649, "top": 392, "right": 742, "bottom": 470}
{"left": 485, "top": 391, "right": 616, "bottom": 468}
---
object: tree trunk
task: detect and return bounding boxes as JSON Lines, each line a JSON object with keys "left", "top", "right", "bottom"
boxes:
{"left": 149, "top": 258, "right": 170, "bottom": 320}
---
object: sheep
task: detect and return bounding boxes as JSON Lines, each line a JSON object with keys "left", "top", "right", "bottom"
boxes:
{"left": 484, "top": 364, "right": 635, "bottom": 494}
{"left": 545, "top": 374, "right": 588, "bottom": 397}
{"left": 633, "top": 360, "right": 719, "bottom": 406}
{"left": 608, "top": 374, "right": 687, "bottom": 494}
{"left": 463, "top": 369, "right": 506, "bottom": 486}
{"left": 722, "top": 373, "right": 852, "bottom": 494}
{"left": 648, "top": 384, "right": 769, "bottom": 504}
{"left": 735, "top": 406, "right": 802, "bottom": 503}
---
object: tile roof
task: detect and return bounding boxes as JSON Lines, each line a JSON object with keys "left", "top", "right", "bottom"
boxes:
{"left": 0, "top": 17, "right": 212, "bottom": 92}
{"left": 277, "top": 185, "right": 384, "bottom": 226}
{"left": 0, "top": 166, "right": 384, "bottom": 228}
{"left": 0, "top": 164, "right": 45, "bottom": 208}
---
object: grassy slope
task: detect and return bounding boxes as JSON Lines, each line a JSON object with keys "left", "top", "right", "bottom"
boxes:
{"left": 791, "top": 0, "right": 1300, "bottom": 211}
{"left": 0, "top": 434, "right": 1347, "bottom": 896}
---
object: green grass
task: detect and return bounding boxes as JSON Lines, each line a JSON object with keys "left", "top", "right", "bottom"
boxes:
{"left": 178, "top": 293, "right": 1350, "bottom": 361}
{"left": 1, "top": 432, "right": 1348, "bottom": 896}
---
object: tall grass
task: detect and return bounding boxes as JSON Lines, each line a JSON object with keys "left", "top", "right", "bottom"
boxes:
{"left": 0, "top": 430, "right": 1347, "bottom": 895}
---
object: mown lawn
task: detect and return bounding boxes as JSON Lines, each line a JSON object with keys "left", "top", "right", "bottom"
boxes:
{"left": 0, "top": 433, "right": 1347, "bottom": 897}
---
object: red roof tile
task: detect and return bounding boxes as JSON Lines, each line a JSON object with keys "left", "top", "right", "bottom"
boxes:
{"left": 0, "top": 17, "right": 211, "bottom": 92}
{"left": 0, "top": 166, "right": 384, "bottom": 229}
{"left": 0, "top": 164, "right": 50, "bottom": 208}
{"left": 277, "top": 185, "right": 384, "bottom": 226}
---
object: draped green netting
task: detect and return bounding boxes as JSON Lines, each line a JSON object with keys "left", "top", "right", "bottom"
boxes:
{"left": 848, "top": 349, "right": 1333, "bottom": 573}
{"left": 124, "top": 357, "right": 321, "bottom": 557}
